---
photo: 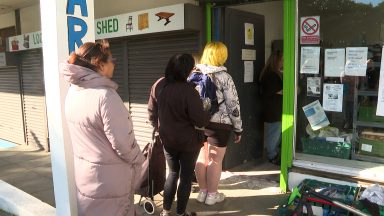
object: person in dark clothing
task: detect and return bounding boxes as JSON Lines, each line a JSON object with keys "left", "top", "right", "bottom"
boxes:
{"left": 259, "top": 50, "right": 283, "bottom": 165}
{"left": 148, "top": 54, "right": 210, "bottom": 216}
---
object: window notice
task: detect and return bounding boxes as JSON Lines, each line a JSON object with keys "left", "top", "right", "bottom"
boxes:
{"left": 376, "top": 46, "right": 384, "bottom": 116}
{"left": 324, "top": 48, "right": 345, "bottom": 77}
{"left": 300, "top": 46, "right": 320, "bottom": 74}
{"left": 323, "top": 84, "right": 343, "bottom": 112}
{"left": 345, "top": 47, "right": 368, "bottom": 76}
{"left": 302, "top": 100, "right": 330, "bottom": 130}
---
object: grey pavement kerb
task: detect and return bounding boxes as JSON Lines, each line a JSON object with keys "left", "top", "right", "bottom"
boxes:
{"left": 0, "top": 145, "right": 287, "bottom": 216}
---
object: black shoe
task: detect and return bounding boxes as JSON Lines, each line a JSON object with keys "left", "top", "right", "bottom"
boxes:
{"left": 269, "top": 155, "right": 280, "bottom": 165}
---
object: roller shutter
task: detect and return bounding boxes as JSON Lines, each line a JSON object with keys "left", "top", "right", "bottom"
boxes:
{"left": 0, "top": 66, "right": 25, "bottom": 144}
{"left": 110, "top": 41, "right": 129, "bottom": 107}
{"left": 20, "top": 49, "right": 49, "bottom": 150}
{"left": 126, "top": 32, "right": 200, "bottom": 148}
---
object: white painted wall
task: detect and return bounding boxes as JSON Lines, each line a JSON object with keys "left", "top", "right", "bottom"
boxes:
{"left": 0, "top": 11, "right": 15, "bottom": 29}
{"left": 230, "top": 1, "right": 283, "bottom": 62}
{"left": 20, "top": 4, "right": 41, "bottom": 34}
{"left": 94, "top": 0, "right": 197, "bottom": 18}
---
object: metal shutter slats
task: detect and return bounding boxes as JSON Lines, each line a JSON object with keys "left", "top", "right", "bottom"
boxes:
{"left": 0, "top": 67, "right": 25, "bottom": 144}
{"left": 21, "top": 49, "right": 49, "bottom": 150}
{"left": 127, "top": 32, "right": 199, "bottom": 148}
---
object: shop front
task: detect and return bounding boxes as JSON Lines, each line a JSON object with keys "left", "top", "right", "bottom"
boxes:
{"left": 95, "top": 3, "right": 204, "bottom": 149}
{"left": 5, "top": 31, "right": 49, "bottom": 151}
{"left": 281, "top": 0, "right": 384, "bottom": 191}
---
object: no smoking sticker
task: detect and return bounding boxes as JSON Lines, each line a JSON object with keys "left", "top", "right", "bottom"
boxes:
{"left": 301, "top": 16, "right": 320, "bottom": 44}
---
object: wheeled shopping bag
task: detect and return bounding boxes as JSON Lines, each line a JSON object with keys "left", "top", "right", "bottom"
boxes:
{"left": 135, "top": 131, "right": 166, "bottom": 214}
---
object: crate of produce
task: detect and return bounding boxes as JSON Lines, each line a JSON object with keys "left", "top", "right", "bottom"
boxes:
{"left": 301, "top": 137, "right": 351, "bottom": 159}
{"left": 359, "top": 138, "right": 384, "bottom": 157}
{"left": 358, "top": 105, "right": 384, "bottom": 123}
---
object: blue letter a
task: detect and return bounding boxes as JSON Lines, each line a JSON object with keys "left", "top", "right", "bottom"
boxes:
{"left": 67, "top": 0, "right": 88, "bottom": 16}
{"left": 67, "top": 16, "right": 88, "bottom": 53}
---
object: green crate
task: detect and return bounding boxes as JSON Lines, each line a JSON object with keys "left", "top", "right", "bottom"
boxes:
{"left": 359, "top": 138, "right": 384, "bottom": 157}
{"left": 358, "top": 106, "right": 384, "bottom": 123}
{"left": 301, "top": 137, "right": 351, "bottom": 159}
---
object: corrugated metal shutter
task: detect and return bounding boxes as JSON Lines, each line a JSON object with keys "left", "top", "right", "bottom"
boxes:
{"left": 20, "top": 49, "right": 49, "bottom": 150}
{"left": 110, "top": 41, "right": 128, "bottom": 106}
{"left": 127, "top": 32, "right": 200, "bottom": 148}
{"left": 0, "top": 66, "right": 25, "bottom": 144}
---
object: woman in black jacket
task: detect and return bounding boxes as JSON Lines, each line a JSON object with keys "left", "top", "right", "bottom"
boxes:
{"left": 259, "top": 50, "right": 283, "bottom": 165}
{"left": 148, "top": 54, "right": 210, "bottom": 216}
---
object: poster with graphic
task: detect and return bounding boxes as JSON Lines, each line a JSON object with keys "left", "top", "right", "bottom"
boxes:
{"left": 324, "top": 48, "right": 345, "bottom": 77}
{"left": 300, "top": 46, "right": 320, "bottom": 74}
{"left": 302, "top": 100, "right": 330, "bottom": 130}
{"left": 307, "top": 77, "right": 321, "bottom": 97}
{"left": 323, "top": 84, "right": 343, "bottom": 112}
{"left": 300, "top": 16, "right": 320, "bottom": 44}
{"left": 244, "top": 23, "right": 254, "bottom": 45}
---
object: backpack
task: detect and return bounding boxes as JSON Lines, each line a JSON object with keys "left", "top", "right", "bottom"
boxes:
{"left": 187, "top": 72, "right": 222, "bottom": 115}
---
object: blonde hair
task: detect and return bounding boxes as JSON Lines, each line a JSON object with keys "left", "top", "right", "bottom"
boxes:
{"left": 200, "top": 41, "right": 228, "bottom": 66}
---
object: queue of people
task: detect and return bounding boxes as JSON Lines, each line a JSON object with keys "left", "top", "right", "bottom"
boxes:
{"left": 60, "top": 40, "right": 252, "bottom": 216}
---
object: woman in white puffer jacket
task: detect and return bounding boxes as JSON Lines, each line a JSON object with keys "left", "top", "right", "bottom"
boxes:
{"left": 194, "top": 42, "right": 243, "bottom": 206}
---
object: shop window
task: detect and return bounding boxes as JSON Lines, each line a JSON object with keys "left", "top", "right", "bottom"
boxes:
{"left": 296, "top": 0, "right": 384, "bottom": 164}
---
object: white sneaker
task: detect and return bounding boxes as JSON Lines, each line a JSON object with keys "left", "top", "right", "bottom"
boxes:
{"left": 204, "top": 192, "right": 225, "bottom": 205}
{"left": 196, "top": 191, "right": 207, "bottom": 203}
{"left": 160, "top": 210, "right": 170, "bottom": 216}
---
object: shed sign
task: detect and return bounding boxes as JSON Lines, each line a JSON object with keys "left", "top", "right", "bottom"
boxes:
{"left": 300, "top": 16, "right": 320, "bottom": 44}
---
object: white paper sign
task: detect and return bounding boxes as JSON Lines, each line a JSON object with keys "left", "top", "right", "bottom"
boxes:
{"left": 323, "top": 84, "right": 343, "bottom": 112}
{"left": 0, "top": 52, "right": 6, "bottom": 66}
{"left": 325, "top": 48, "right": 345, "bottom": 77}
{"left": 244, "top": 23, "right": 254, "bottom": 45}
{"left": 376, "top": 46, "right": 384, "bottom": 116}
{"left": 345, "top": 47, "right": 368, "bottom": 76}
{"left": 244, "top": 61, "right": 254, "bottom": 83}
{"left": 300, "top": 46, "right": 320, "bottom": 74}
{"left": 302, "top": 100, "right": 330, "bottom": 130}
{"left": 241, "top": 49, "right": 256, "bottom": 61}
{"left": 361, "top": 144, "right": 373, "bottom": 152}
{"left": 307, "top": 77, "right": 321, "bottom": 97}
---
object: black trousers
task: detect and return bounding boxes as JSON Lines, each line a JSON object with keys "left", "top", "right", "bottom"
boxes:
{"left": 163, "top": 145, "right": 199, "bottom": 214}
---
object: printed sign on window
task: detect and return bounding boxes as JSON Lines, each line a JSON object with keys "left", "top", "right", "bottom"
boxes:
{"left": 300, "top": 16, "right": 320, "bottom": 44}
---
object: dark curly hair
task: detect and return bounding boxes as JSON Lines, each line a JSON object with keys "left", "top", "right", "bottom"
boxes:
{"left": 165, "top": 54, "right": 195, "bottom": 83}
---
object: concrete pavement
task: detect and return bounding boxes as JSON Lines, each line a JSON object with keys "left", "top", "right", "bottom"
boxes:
{"left": 0, "top": 144, "right": 287, "bottom": 216}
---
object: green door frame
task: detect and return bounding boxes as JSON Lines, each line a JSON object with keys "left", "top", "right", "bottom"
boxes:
{"left": 204, "top": 1, "right": 296, "bottom": 192}
{"left": 280, "top": 0, "right": 296, "bottom": 192}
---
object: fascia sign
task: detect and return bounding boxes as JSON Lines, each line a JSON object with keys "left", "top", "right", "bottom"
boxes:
{"left": 95, "top": 4, "right": 184, "bottom": 40}
{"left": 7, "top": 4, "right": 185, "bottom": 52}
{"left": 8, "top": 31, "right": 42, "bottom": 52}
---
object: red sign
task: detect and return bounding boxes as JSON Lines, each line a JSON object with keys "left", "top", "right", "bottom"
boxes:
{"left": 300, "top": 16, "right": 320, "bottom": 44}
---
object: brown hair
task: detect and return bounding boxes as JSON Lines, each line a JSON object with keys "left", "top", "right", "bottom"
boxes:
{"left": 259, "top": 50, "right": 283, "bottom": 82}
{"left": 68, "top": 39, "right": 111, "bottom": 71}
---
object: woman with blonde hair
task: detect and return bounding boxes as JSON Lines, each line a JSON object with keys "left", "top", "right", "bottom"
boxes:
{"left": 259, "top": 50, "right": 283, "bottom": 165}
{"left": 193, "top": 41, "right": 243, "bottom": 205}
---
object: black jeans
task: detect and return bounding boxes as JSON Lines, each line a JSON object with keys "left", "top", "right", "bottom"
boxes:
{"left": 163, "top": 145, "right": 199, "bottom": 214}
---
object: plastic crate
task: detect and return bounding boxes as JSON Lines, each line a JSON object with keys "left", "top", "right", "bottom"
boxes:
{"left": 358, "top": 106, "right": 384, "bottom": 123}
{"left": 301, "top": 137, "right": 351, "bottom": 159}
{"left": 359, "top": 138, "right": 384, "bottom": 157}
